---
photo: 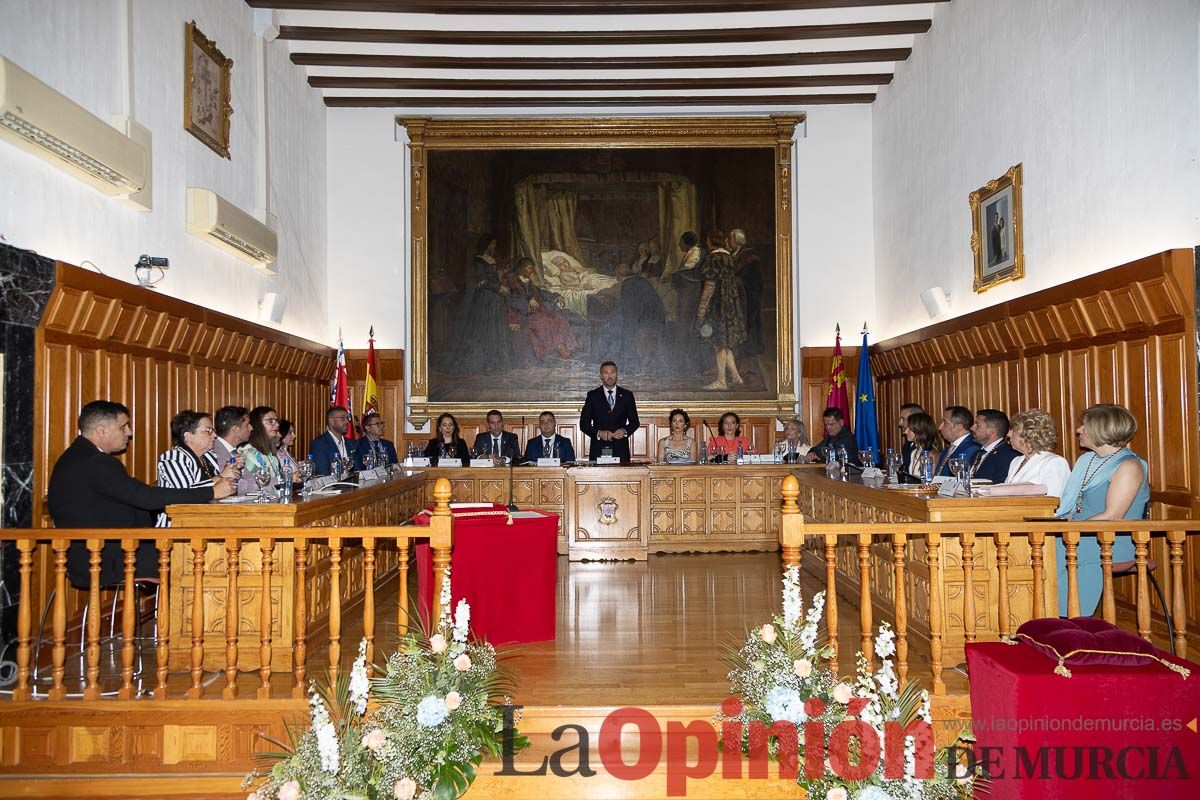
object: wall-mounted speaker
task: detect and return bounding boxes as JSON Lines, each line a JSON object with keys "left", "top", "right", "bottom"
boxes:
{"left": 920, "top": 287, "right": 951, "bottom": 318}
{"left": 258, "top": 292, "right": 287, "bottom": 324}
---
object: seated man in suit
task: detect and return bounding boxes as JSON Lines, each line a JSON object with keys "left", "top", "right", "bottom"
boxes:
{"left": 808, "top": 407, "right": 860, "bottom": 465}
{"left": 898, "top": 402, "right": 924, "bottom": 468}
{"left": 212, "top": 405, "right": 250, "bottom": 479}
{"left": 48, "top": 400, "right": 234, "bottom": 588}
{"left": 580, "top": 361, "right": 640, "bottom": 461}
{"left": 936, "top": 405, "right": 982, "bottom": 476}
{"left": 355, "top": 411, "right": 399, "bottom": 470}
{"left": 968, "top": 408, "right": 1020, "bottom": 484}
{"left": 524, "top": 410, "right": 576, "bottom": 463}
{"left": 309, "top": 405, "right": 353, "bottom": 476}
{"left": 471, "top": 409, "right": 521, "bottom": 464}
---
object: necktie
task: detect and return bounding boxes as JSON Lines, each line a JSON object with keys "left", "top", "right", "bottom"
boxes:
{"left": 493, "top": 436, "right": 500, "bottom": 455}
{"left": 607, "top": 389, "right": 615, "bottom": 410}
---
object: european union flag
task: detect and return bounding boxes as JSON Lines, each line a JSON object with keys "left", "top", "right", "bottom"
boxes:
{"left": 855, "top": 330, "right": 881, "bottom": 464}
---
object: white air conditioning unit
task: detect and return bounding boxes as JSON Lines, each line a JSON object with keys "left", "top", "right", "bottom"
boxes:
{"left": 0, "top": 56, "right": 147, "bottom": 196}
{"left": 186, "top": 187, "right": 279, "bottom": 271}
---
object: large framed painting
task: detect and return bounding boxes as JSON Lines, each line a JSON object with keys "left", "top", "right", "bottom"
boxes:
{"left": 402, "top": 117, "right": 800, "bottom": 425}
{"left": 184, "top": 21, "right": 233, "bottom": 159}
{"left": 971, "top": 163, "right": 1024, "bottom": 293}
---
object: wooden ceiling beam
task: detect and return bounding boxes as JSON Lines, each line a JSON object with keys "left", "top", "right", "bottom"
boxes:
{"left": 278, "top": 19, "right": 932, "bottom": 45}
{"left": 291, "top": 47, "right": 912, "bottom": 70}
{"left": 309, "top": 73, "right": 891, "bottom": 89}
{"left": 252, "top": 0, "right": 947, "bottom": 13}
{"left": 323, "top": 92, "right": 874, "bottom": 107}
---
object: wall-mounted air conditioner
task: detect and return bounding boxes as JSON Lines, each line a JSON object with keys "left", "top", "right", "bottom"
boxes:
{"left": 186, "top": 187, "right": 279, "bottom": 272}
{"left": 0, "top": 56, "right": 147, "bottom": 197}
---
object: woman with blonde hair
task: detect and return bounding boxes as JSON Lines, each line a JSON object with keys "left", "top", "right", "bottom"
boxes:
{"left": 1004, "top": 409, "right": 1071, "bottom": 498}
{"left": 1054, "top": 403, "right": 1150, "bottom": 615}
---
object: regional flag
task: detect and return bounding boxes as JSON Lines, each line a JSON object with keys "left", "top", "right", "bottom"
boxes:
{"left": 330, "top": 331, "right": 355, "bottom": 439}
{"left": 855, "top": 328, "right": 881, "bottom": 464}
{"left": 363, "top": 326, "right": 380, "bottom": 417}
{"left": 824, "top": 324, "right": 851, "bottom": 425}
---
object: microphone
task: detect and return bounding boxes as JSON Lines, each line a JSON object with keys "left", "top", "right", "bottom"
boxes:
{"left": 506, "top": 417, "right": 524, "bottom": 512}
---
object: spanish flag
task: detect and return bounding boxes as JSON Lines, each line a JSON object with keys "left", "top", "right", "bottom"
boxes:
{"left": 363, "top": 326, "right": 380, "bottom": 417}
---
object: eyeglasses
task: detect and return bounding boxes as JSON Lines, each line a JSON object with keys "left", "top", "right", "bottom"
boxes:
{"left": 367, "top": 421, "right": 385, "bottom": 428}
{"left": 192, "top": 427, "right": 215, "bottom": 435}
{"left": 263, "top": 417, "right": 279, "bottom": 425}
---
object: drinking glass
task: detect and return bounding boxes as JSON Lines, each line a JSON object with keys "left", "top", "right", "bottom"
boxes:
{"left": 861, "top": 447, "right": 875, "bottom": 468}
{"left": 362, "top": 450, "right": 376, "bottom": 471}
{"left": 947, "top": 455, "right": 967, "bottom": 494}
{"left": 775, "top": 441, "right": 787, "bottom": 463}
{"left": 254, "top": 469, "right": 273, "bottom": 503}
{"left": 297, "top": 459, "right": 314, "bottom": 498}
{"left": 341, "top": 456, "right": 355, "bottom": 479}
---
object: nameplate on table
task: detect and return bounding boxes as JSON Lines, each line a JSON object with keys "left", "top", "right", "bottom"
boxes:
{"left": 469, "top": 458, "right": 495, "bottom": 468}
{"left": 536, "top": 457, "right": 562, "bottom": 467}
{"left": 861, "top": 466, "right": 884, "bottom": 479}
{"left": 937, "top": 481, "right": 962, "bottom": 497}
{"left": 310, "top": 475, "right": 335, "bottom": 490}
{"left": 595, "top": 456, "right": 620, "bottom": 465}
{"left": 405, "top": 457, "right": 431, "bottom": 467}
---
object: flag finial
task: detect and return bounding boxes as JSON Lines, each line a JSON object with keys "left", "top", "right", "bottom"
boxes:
{"left": 369, "top": 325, "right": 374, "bottom": 339}
{"left": 861, "top": 321, "right": 869, "bottom": 335}
{"left": 835, "top": 322, "right": 841, "bottom": 335}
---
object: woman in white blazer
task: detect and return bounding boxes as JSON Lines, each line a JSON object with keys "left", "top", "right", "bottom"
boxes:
{"left": 1005, "top": 409, "right": 1071, "bottom": 500}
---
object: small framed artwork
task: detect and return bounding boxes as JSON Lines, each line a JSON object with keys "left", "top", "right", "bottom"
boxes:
{"left": 970, "top": 163, "right": 1024, "bottom": 292}
{"left": 184, "top": 21, "right": 233, "bottom": 159}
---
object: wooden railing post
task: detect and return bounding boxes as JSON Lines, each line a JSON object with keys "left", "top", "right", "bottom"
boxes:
{"left": 891, "top": 532, "right": 908, "bottom": 686}
{"left": 960, "top": 532, "right": 977, "bottom": 645}
{"left": 118, "top": 539, "right": 138, "bottom": 699}
{"left": 995, "top": 531, "right": 1011, "bottom": 638}
{"left": 224, "top": 539, "right": 241, "bottom": 700}
{"left": 925, "top": 532, "right": 945, "bottom": 695}
{"left": 83, "top": 539, "right": 103, "bottom": 700}
{"left": 1168, "top": 530, "right": 1188, "bottom": 658}
{"left": 13, "top": 539, "right": 34, "bottom": 701}
{"left": 1133, "top": 530, "right": 1152, "bottom": 642}
{"left": 824, "top": 532, "right": 839, "bottom": 676}
{"left": 292, "top": 540, "right": 308, "bottom": 698}
{"left": 857, "top": 532, "right": 873, "bottom": 664}
{"left": 328, "top": 537, "right": 343, "bottom": 682}
{"left": 1029, "top": 531, "right": 1046, "bottom": 618}
{"left": 1063, "top": 531, "right": 1081, "bottom": 618}
{"left": 430, "top": 479, "right": 453, "bottom": 623}
{"left": 259, "top": 538, "right": 275, "bottom": 698}
{"left": 779, "top": 475, "right": 803, "bottom": 570}
{"left": 1097, "top": 531, "right": 1116, "bottom": 624}
{"left": 363, "top": 536, "right": 377, "bottom": 671}
{"left": 396, "top": 536, "right": 410, "bottom": 637}
{"left": 155, "top": 538, "right": 171, "bottom": 699}
{"left": 187, "top": 538, "right": 206, "bottom": 699}
{"left": 49, "top": 539, "right": 68, "bottom": 701}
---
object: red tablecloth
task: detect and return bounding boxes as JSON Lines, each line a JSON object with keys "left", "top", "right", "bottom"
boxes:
{"left": 414, "top": 505, "right": 557, "bottom": 645}
{"left": 966, "top": 641, "right": 1200, "bottom": 798}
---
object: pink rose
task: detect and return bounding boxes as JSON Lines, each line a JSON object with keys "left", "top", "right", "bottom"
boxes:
{"left": 759, "top": 624, "right": 777, "bottom": 644}
{"left": 393, "top": 777, "right": 418, "bottom": 800}
{"left": 361, "top": 728, "right": 386, "bottom": 752}
{"left": 793, "top": 658, "right": 812, "bottom": 678}
{"left": 444, "top": 690, "right": 462, "bottom": 710}
{"left": 832, "top": 683, "right": 853, "bottom": 704}
{"left": 453, "top": 653, "right": 472, "bottom": 671}
{"left": 825, "top": 788, "right": 848, "bottom": 800}
{"left": 429, "top": 633, "right": 448, "bottom": 654}
{"left": 278, "top": 781, "right": 301, "bottom": 800}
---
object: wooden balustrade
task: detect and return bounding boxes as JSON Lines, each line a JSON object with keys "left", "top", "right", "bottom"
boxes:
{"left": 2, "top": 480, "right": 454, "bottom": 703}
{"left": 778, "top": 475, "right": 1198, "bottom": 695}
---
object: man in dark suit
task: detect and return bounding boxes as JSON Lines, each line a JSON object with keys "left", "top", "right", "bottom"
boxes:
{"left": 808, "top": 407, "right": 860, "bottom": 465}
{"left": 212, "top": 405, "right": 250, "bottom": 476}
{"left": 309, "top": 405, "right": 353, "bottom": 476}
{"left": 580, "top": 361, "right": 640, "bottom": 461}
{"left": 355, "top": 411, "right": 399, "bottom": 470}
{"left": 898, "top": 402, "right": 924, "bottom": 467}
{"left": 471, "top": 409, "right": 521, "bottom": 463}
{"left": 969, "top": 408, "right": 1020, "bottom": 484}
{"left": 524, "top": 411, "right": 576, "bottom": 463}
{"left": 936, "top": 405, "right": 982, "bottom": 477}
{"left": 48, "top": 400, "right": 234, "bottom": 587}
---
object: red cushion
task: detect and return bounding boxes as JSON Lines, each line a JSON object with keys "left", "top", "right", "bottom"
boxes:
{"left": 1015, "top": 617, "right": 1157, "bottom": 668}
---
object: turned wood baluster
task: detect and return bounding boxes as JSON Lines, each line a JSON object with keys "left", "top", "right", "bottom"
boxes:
{"left": 13, "top": 540, "right": 34, "bottom": 700}
{"left": 292, "top": 541, "right": 308, "bottom": 698}
{"left": 328, "top": 536, "right": 343, "bottom": 683}
{"left": 824, "top": 532, "right": 839, "bottom": 676}
{"left": 857, "top": 532, "right": 873, "bottom": 665}
{"left": 259, "top": 538, "right": 275, "bottom": 699}
{"left": 396, "top": 537, "right": 410, "bottom": 637}
{"left": 1168, "top": 530, "right": 1187, "bottom": 658}
{"left": 891, "top": 533, "right": 908, "bottom": 686}
{"left": 224, "top": 539, "right": 241, "bottom": 699}
{"left": 118, "top": 539, "right": 138, "bottom": 699}
{"left": 1133, "top": 530, "right": 1152, "bottom": 642}
{"left": 925, "top": 532, "right": 945, "bottom": 695}
{"left": 430, "top": 478, "right": 453, "bottom": 626}
{"left": 363, "top": 536, "right": 377, "bottom": 671}
{"left": 1098, "top": 531, "right": 1116, "bottom": 624}
{"left": 995, "top": 532, "right": 1011, "bottom": 638}
{"left": 779, "top": 476, "right": 802, "bottom": 570}
{"left": 1063, "top": 531, "right": 1081, "bottom": 618}
{"left": 83, "top": 539, "right": 103, "bottom": 699}
{"left": 155, "top": 538, "right": 171, "bottom": 699}
{"left": 1029, "top": 532, "right": 1046, "bottom": 618}
{"left": 49, "top": 539, "right": 68, "bottom": 700}
{"left": 961, "top": 532, "right": 977, "bottom": 644}
{"left": 188, "top": 538, "right": 206, "bottom": 699}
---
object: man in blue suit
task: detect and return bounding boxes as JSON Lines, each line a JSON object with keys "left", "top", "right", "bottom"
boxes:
{"left": 968, "top": 408, "right": 1020, "bottom": 484}
{"left": 356, "top": 411, "right": 399, "bottom": 470}
{"left": 580, "top": 361, "right": 640, "bottom": 461}
{"left": 524, "top": 411, "right": 575, "bottom": 463}
{"left": 936, "top": 405, "right": 981, "bottom": 476}
{"left": 309, "top": 405, "right": 352, "bottom": 476}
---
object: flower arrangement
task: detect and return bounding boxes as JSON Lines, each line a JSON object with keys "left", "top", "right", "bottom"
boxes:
{"left": 720, "top": 566, "right": 974, "bottom": 799}
{"left": 244, "top": 570, "right": 526, "bottom": 800}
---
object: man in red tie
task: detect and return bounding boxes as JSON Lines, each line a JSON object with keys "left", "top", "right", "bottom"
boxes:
{"left": 580, "top": 361, "right": 640, "bottom": 462}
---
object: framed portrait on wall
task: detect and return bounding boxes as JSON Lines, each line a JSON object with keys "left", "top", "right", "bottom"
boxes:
{"left": 399, "top": 116, "right": 800, "bottom": 426}
{"left": 184, "top": 21, "right": 232, "bottom": 159}
{"left": 970, "top": 163, "right": 1024, "bottom": 292}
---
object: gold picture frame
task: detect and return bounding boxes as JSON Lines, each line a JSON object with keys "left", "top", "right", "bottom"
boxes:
{"left": 398, "top": 115, "right": 802, "bottom": 428}
{"left": 970, "top": 163, "right": 1024, "bottom": 293}
{"left": 184, "top": 21, "right": 233, "bottom": 159}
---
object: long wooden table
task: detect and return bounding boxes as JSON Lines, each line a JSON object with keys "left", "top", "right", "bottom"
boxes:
{"left": 165, "top": 473, "right": 426, "bottom": 669}
{"left": 415, "top": 463, "right": 796, "bottom": 560}
{"left": 790, "top": 467, "right": 1060, "bottom": 662}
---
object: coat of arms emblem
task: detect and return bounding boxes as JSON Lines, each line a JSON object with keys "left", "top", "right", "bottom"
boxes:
{"left": 598, "top": 496, "right": 619, "bottom": 525}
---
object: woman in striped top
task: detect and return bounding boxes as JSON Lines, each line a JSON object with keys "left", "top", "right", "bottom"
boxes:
{"left": 156, "top": 410, "right": 240, "bottom": 526}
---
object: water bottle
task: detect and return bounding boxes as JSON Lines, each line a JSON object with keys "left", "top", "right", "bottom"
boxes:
{"left": 700, "top": 441, "right": 708, "bottom": 464}
{"left": 886, "top": 448, "right": 899, "bottom": 483}
{"left": 921, "top": 449, "right": 934, "bottom": 483}
{"left": 826, "top": 449, "right": 840, "bottom": 480}
{"left": 736, "top": 441, "right": 745, "bottom": 465}
{"left": 837, "top": 445, "right": 850, "bottom": 480}
{"left": 278, "top": 475, "right": 292, "bottom": 503}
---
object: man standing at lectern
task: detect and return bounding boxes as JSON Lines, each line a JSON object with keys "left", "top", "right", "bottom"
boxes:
{"left": 580, "top": 361, "right": 640, "bottom": 461}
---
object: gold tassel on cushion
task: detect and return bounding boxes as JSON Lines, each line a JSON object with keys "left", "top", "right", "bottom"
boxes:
{"left": 1054, "top": 660, "right": 1073, "bottom": 678}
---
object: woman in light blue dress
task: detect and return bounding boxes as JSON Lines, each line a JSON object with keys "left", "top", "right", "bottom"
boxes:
{"left": 1054, "top": 404, "right": 1150, "bottom": 615}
